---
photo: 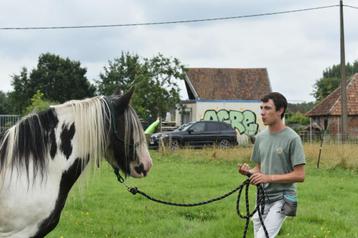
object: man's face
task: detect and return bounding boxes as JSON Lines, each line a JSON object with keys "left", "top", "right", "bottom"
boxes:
{"left": 260, "top": 99, "right": 282, "bottom": 126}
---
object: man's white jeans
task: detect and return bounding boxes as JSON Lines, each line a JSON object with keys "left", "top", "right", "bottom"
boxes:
{"left": 252, "top": 199, "right": 286, "bottom": 238}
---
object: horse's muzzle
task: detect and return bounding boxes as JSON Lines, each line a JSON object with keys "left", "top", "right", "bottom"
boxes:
{"left": 132, "top": 159, "right": 152, "bottom": 177}
{"left": 134, "top": 163, "right": 147, "bottom": 176}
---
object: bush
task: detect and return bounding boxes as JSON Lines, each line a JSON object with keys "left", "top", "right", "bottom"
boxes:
{"left": 286, "top": 112, "right": 310, "bottom": 126}
{"left": 25, "top": 90, "right": 57, "bottom": 114}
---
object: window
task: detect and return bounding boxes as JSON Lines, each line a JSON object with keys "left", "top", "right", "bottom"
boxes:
{"left": 207, "top": 122, "right": 220, "bottom": 131}
{"left": 190, "top": 122, "right": 205, "bottom": 132}
{"left": 220, "top": 122, "right": 233, "bottom": 130}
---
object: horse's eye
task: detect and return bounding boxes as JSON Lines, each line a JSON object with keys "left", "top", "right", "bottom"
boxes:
{"left": 134, "top": 142, "right": 140, "bottom": 148}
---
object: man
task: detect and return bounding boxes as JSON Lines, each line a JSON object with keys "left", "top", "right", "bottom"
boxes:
{"left": 238, "top": 92, "right": 305, "bottom": 238}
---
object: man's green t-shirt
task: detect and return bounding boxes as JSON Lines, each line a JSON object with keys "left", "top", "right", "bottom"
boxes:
{"left": 251, "top": 127, "right": 305, "bottom": 203}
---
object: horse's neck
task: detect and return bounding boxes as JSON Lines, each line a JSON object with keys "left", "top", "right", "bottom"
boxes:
{"left": 54, "top": 107, "right": 82, "bottom": 161}
{"left": 53, "top": 104, "right": 103, "bottom": 169}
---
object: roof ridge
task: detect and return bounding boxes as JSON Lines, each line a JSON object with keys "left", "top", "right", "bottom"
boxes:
{"left": 329, "top": 89, "right": 341, "bottom": 114}
{"left": 330, "top": 74, "right": 358, "bottom": 114}
{"left": 307, "top": 73, "right": 358, "bottom": 116}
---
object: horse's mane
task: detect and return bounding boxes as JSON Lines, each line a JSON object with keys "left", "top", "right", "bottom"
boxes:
{"left": 123, "top": 106, "right": 147, "bottom": 171}
{"left": 0, "top": 97, "right": 111, "bottom": 180}
{"left": 0, "top": 109, "right": 59, "bottom": 180}
{"left": 0, "top": 96, "right": 145, "bottom": 181}
{"left": 55, "top": 96, "right": 111, "bottom": 168}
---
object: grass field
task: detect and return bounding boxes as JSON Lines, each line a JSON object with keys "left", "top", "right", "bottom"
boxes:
{"left": 48, "top": 144, "right": 358, "bottom": 238}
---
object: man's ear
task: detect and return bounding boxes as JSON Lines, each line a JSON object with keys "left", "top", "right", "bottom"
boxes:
{"left": 278, "top": 107, "right": 285, "bottom": 118}
{"left": 116, "top": 87, "right": 135, "bottom": 109}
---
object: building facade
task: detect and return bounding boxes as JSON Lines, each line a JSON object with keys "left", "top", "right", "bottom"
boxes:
{"left": 176, "top": 67, "right": 272, "bottom": 136}
{"left": 306, "top": 73, "right": 358, "bottom": 137}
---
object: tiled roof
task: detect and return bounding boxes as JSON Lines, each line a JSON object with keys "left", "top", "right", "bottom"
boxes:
{"left": 306, "top": 73, "right": 358, "bottom": 116}
{"left": 184, "top": 68, "right": 272, "bottom": 100}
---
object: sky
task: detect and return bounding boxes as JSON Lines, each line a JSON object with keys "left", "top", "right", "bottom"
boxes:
{"left": 0, "top": 0, "right": 358, "bottom": 103}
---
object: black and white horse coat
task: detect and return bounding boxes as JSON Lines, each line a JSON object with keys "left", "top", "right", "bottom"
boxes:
{"left": 0, "top": 90, "right": 152, "bottom": 238}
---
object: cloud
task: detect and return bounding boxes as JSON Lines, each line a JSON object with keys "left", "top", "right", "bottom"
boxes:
{"left": 1, "top": 0, "right": 358, "bottom": 102}
{"left": 0, "top": 57, "right": 36, "bottom": 92}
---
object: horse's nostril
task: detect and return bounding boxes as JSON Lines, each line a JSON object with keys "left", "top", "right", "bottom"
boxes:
{"left": 134, "top": 163, "right": 145, "bottom": 175}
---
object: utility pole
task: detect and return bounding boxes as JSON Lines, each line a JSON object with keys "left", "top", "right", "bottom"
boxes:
{"left": 340, "top": 0, "right": 348, "bottom": 142}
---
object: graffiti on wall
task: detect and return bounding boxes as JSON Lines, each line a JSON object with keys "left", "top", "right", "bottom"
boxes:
{"left": 202, "top": 109, "right": 259, "bottom": 136}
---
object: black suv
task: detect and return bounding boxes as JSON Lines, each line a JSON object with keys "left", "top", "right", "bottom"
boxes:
{"left": 149, "top": 120, "right": 238, "bottom": 149}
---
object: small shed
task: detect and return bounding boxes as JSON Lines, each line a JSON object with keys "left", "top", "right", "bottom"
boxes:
{"left": 176, "top": 67, "right": 272, "bottom": 136}
{"left": 306, "top": 73, "right": 358, "bottom": 137}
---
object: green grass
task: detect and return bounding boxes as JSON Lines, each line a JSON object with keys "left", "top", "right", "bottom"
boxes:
{"left": 48, "top": 147, "right": 358, "bottom": 238}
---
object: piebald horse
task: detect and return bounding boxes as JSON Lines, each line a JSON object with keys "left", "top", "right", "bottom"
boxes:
{"left": 0, "top": 89, "right": 152, "bottom": 238}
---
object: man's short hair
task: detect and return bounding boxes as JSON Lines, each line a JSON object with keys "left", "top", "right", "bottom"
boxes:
{"left": 261, "top": 92, "right": 287, "bottom": 119}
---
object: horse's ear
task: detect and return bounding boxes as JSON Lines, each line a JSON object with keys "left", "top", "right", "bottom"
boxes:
{"left": 116, "top": 87, "right": 135, "bottom": 109}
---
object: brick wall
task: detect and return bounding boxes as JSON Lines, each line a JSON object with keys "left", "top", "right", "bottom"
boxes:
{"left": 311, "top": 115, "right": 358, "bottom": 137}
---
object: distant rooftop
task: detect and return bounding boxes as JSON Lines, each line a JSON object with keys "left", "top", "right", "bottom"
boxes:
{"left": 184, "top": 68, "right": 272, "bottom": 100}
{"left": 306, "top": 73, "right": 358, "bottom": 116}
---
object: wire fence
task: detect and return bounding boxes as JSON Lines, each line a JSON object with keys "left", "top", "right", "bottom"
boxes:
{"left": 0, "top": 115, "right": 20, "bottom": 133}
{"left": 299, "top": 131, "right": 358, "bottom": 144}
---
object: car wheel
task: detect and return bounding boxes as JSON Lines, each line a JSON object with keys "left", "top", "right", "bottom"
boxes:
{"left": 169, "top": 139, "right": 180, "bottom": 150}
{"left": 218, "top": 139, "right": 231, "bottom": 148}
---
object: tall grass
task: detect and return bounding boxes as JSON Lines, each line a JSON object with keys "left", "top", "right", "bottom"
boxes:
{"left": 165, "top": 142, "right": 358, "bottom": 169}
{"left": 304, "top": 142, "right": 358, "bottom": 169}
{"left": 161, "top": 146, "right": 253, "bottom": 163}
{"left": 47, "top": 144, "right": 358, "bottom": 238}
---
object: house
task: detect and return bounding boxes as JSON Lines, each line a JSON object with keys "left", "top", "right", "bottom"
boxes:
{"left": 175, "top": 67, "right": 272, "bottom": 136}
{"left": 306, "top": 73, "right": 358, "bottom": 137}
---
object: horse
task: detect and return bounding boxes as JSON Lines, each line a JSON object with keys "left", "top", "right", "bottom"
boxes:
{"left": 0, "top": 89, "right": 152, "bottom": 238}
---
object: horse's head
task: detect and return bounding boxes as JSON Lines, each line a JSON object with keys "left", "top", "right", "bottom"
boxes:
{"left": 104, "top": 89, "right": 152, "bottom": 178}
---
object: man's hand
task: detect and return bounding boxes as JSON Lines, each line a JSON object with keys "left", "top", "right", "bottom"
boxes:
{"left": 250, "top": 172, "right": 272, "bottom": 185}
{"left": 237, "top": 163, "right": 251, "bottom": 176}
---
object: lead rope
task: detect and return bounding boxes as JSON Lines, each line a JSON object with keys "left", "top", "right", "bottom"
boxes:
{"left": 114, "top": 169, "right": 269, "bottom": 238}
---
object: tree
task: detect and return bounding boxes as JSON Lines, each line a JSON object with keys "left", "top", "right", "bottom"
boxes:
{"left": 10, "top": 53, "right": 96, "bottom": 114}
{"left": 29, "top": 53, "right": 96, "bottom": 103}
{"left": 286, "top": 112, "right": 310, "bottom": 126}
{"left": 8, "top": 67, "right": 31, "bottom": 113}
{"left": 285, "top": 102, "right": 312, "bottom": 132}
{"left": 96, "top": 52, "right": 186, "bottom": 121}
{"left": 24, "top": 90, "right": 57, "bottom": 114}
{"left": 312, "top": 60, "right": 358, "bottom": 102}
{"left": 0, "top": 91, "right": 11, "bottom": 114}
{"left": 288, "top": 102, "right": 315, "bottom": 113}
{"left": 312, "top": 77, "right": 341, "bottom": 102}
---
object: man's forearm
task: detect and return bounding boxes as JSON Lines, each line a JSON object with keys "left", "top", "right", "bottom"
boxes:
{"left": 269, "top": 168, "right": 305, "bottom": 183}
{"left": 250, "top": 164, "right": 305, "bottom": 185}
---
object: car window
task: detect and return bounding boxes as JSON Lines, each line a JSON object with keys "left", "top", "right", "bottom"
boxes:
{"left": 220, "top": 122, "right": 233, "bottom": 130}
{"left": 178, "top": 122, "right": 194, "bottom": 131}
{"left": 175, "top": 123, "right": 189, "bottom": 131}
{"left": 207, "top": 122, "right": 221, "bottom": 131}
{"left": 190, "top": 122, "right": 205, "bottom": 132}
